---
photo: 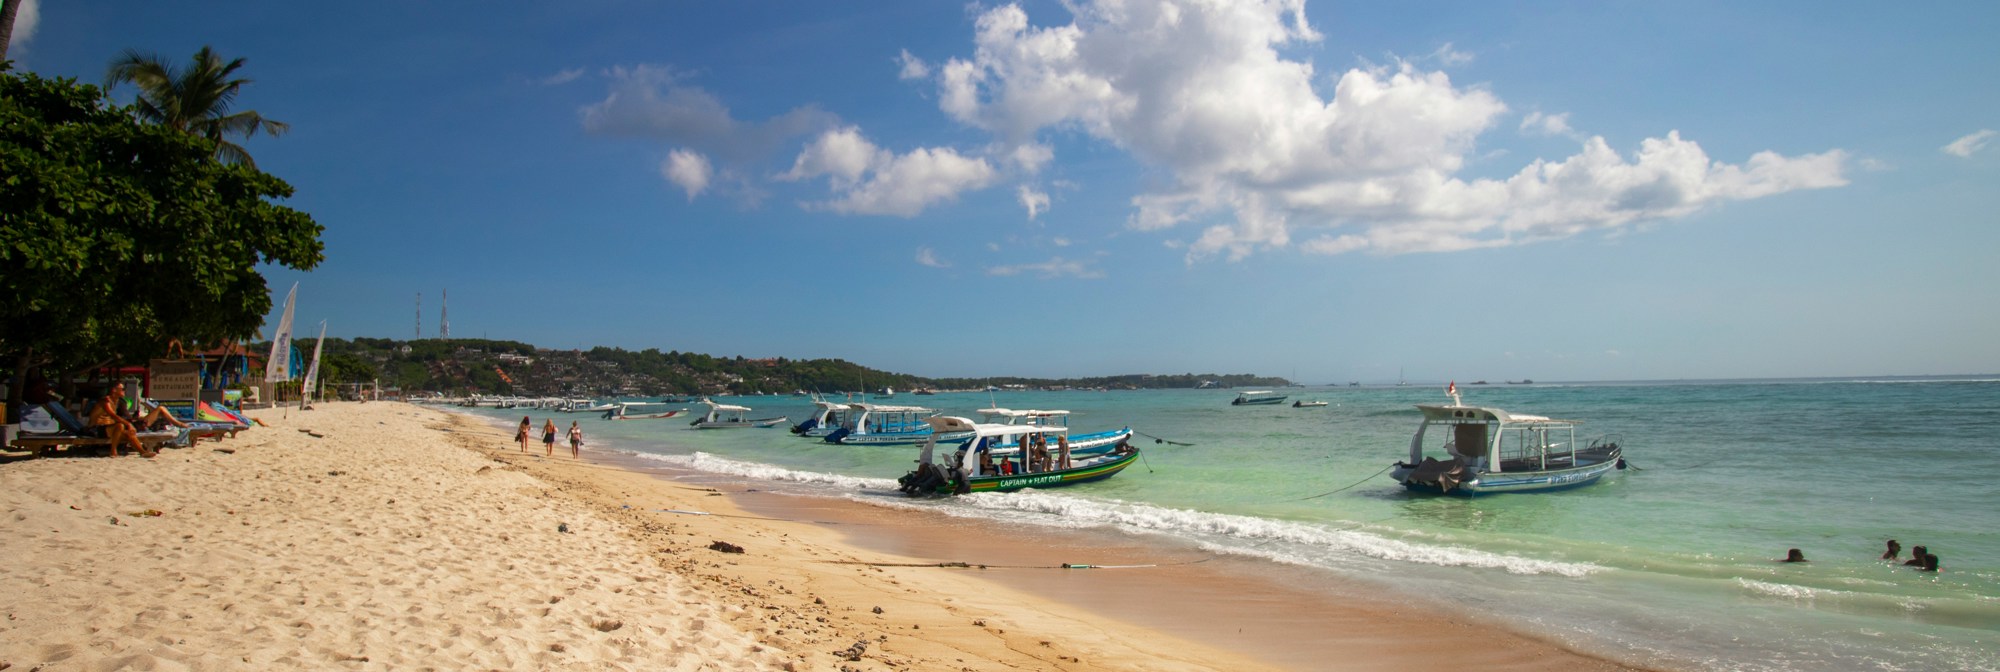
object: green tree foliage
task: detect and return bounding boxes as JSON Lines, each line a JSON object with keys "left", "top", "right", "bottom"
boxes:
{"left": 0, "top": 68, "right": 323, "bottom": 418}
{"left": 103, "top": 46, "right": 288, "bottom": 167}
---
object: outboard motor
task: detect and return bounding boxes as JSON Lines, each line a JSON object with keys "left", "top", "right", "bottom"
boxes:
{"left": 823, "top": 427, "right": 851, "bottom": 444}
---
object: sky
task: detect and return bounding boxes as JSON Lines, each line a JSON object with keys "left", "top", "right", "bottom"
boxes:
{"left": 10, "top": 0, "right": 1998, "bottom": 383}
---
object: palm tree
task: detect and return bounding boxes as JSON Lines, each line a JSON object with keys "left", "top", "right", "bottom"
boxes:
{"left": 105, "top": 45, "right": 289, "bottom": 166}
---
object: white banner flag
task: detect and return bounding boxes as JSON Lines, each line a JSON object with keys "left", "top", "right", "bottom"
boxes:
{"left": 302, "top": 321, "right": 327, "bottom": 404}
{"left": 264, "top": 283, "right": 298, "bottom": 383}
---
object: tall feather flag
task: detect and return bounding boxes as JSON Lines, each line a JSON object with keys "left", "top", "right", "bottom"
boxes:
{"left": 301, "top": 321, "right": 327, "bottom": 405}
{"left": 263, "top": 283, "right": 298, "bottom": 383}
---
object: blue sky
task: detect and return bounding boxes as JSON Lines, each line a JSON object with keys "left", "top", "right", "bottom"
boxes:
{"left": 11, "top": 1, "right": 1997, "bottom": 382}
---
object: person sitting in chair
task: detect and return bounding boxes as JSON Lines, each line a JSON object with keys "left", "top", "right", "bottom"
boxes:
{"left": 88, "top": 386, "right": 155, "bottom": 458}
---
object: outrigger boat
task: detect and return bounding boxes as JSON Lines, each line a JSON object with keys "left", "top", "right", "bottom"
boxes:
{"left": 824, "top": 403, "right": 967, "bottom": 445}
{"left": 897, "top": 416, "right": 1140, "bottom": 496}
{"left": 603, "top": 402, "right": 688, "bottom": 420}
{"left": 1389, "top": 385, "right": 1624, "bottom": 495}
{"left": 1231, "top": 390, "right": 1287, "bottom": 406}
{"left": 689, "top": 398, "right": 787, "bottom": 429}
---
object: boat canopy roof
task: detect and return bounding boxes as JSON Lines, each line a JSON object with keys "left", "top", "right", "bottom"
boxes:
{"left": 1237, "top": 390, "right": 1276, "bottom": 396}
{"left": 925, "top": 416, "right": 1070, "bottom": 438}
{"left": 847, "top": 403, "right": 934, "bottom": 414}
{"left": 977, "top": 407, "right": 1071, "bottom": 419}
{"left": 700, "top": 399, "right": 753, "bottom": 412}
{"left": 1415, "top": 404, "right": 1576, "bottom": 427}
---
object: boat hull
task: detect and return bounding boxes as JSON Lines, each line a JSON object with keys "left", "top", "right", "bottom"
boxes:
{"left": 923, "top": 448, "right": 1139, "bottom": 495}
{"left": 1232, "top": 397, "right": 1287, "bottom": 405}
{"left": 831, "top": 430, "right": 974, "bottom": 446}
{"left": 1392, "top": 455, "right": 1621, "bottom": 495}
{"left": 692, "top": 416, "right": 788, "bottom": 429}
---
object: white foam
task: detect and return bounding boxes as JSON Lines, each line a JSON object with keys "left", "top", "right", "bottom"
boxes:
{"left": 622, "top": 451, "right": 898, "bottom": 491}
{"left": 859, "top": 489, "right": 1599, "bottom": 577}
{"left": 1735, "top": 577, "right": 1821, "bottom": 600}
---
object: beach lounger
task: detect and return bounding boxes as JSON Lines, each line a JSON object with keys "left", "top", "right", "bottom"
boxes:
{"left": 6, "top": 403, "right": 177, "bottom": 457}
{"left": 155, "top": 400, "right": 241, "bottom": 443}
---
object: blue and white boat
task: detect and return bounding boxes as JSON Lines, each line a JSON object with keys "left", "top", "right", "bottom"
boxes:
{"left": 1389, "top": 387, "right": 1624, "bottom": 495}
{"left": 690, "top": 398, "right": 787, "bottom": 429}
{"left": 824, "top": 403, "right": 968, "bottom": 445}
{"left": 1231, "top": 390, "right": 1287, "bottom": 405}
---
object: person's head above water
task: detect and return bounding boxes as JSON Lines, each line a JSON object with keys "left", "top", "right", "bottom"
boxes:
{"left": 1783, "top": 548, "right": 1807, "bottom": 562}
{"left": 1883, "top": 539, "right": 1902, "bottom": 560}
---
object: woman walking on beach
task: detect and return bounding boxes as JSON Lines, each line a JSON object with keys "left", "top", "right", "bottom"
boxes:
{"left": 516, "top": 417, "right": 531, "bottom": 452}
{"left": 542, "top": 419, "right": 558, "bottom": 457}
{"left": 567, "top": 421, "right": 583, "bottom": 458}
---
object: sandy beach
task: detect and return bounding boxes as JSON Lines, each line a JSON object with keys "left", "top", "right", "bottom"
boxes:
{"left": 1, "top": 403, "right": 1647, "bottom": 671}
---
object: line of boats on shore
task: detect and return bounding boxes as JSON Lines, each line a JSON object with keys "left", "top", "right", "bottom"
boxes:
{"left": 446, "top": 386, "right": 1625, "bottom": 497}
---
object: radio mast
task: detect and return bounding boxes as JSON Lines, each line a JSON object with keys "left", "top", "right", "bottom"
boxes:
{"left": 440, "top": 289, "right": 450, "bottom": 339}
{"left": 415, "top": 292, "right": 422, "bottom": 339}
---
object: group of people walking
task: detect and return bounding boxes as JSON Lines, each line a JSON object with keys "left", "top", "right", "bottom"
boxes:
{"left": 516, "top": 416, "right": 583, "bottom": 458}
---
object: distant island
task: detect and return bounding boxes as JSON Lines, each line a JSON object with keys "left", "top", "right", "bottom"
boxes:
{"left": 262, "top": 337, "right": 1289, "bottom": 397}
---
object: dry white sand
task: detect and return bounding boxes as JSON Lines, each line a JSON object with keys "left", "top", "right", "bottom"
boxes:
{"left": 0, "top": 403, "right": 793, "bottom": 671}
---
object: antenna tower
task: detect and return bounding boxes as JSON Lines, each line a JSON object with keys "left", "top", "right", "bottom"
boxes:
{"left": 440, "top": 289, "right": 450, "bottom": 339}
{"left": 415, "top": 292, "right": 422, "bottom": 339}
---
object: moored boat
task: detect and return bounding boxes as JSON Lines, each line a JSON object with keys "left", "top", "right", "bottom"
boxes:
{"left": 976, "top": 407, "right": 1132, "bottom": 455}
{"left": 604, "top": 402, "right": 688, "bottom": 420}
{"left": 1293, "top": 400, "right": 1328, "bottom": 408}
{"left": 824, "top": 403, "right": 965, "bottom": 445}
{"left": 1388, "top": 386, "right": 1624, "bottom": 495}
{"left": 790, "top": 396, "right": 852, "bottom": 436}
{"left": 897, "top": 416, "right": 1141, "bottom": 496}
{"left": 689, "top": 398, "right": 787, "bottom": 429}
{"left": 1231, "top": 390, "right": 1287, "bottom": 405}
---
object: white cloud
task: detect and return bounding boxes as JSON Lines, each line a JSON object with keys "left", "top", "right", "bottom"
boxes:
{"left": 1008, "top": 142, "right": 1054, "bottom": 173}
{"left": 661, "top": 149, "right": 713, "bottom": 201}
{"left": 581, "top": 65, "right": 834, "bottom": 164}
{"left": 538, "top": 67, "right": 585, "bottom": 86}
{"left": 931, "top": 0, "right": 1846, "bottom": 261}
{"left": 5, "top": 0, "right": 38, "bottom": 51}
{"left": 897, "top": 49, "right": 931, "bottom": 80}
{"left": 1942, "top": 129, "right": 1996, "bottom": 158}
{"left": 986, "top": 255, "right": 1105, "bottom": 279}
{"left": 1520, "top": 111, "right": 1577, "bottom": 138}
{"left": 915, "top": 246, "right": 950, "bottom": 268}
{"left": 784, "top": 127, "right": 998, "bottom": 216}
{"left": 1429, "top": 42, "right": 1473, "bottom": 66}
{"left": 1018, "top": 185, "right": 1051, "bottom": 219}
{"left": 1052, "top": 236, "right": 1071, "bottom": 247}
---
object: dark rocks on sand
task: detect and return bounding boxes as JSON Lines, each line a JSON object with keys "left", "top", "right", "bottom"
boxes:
{"left": 709, "top": 540, "right": 745, "bottom": 554}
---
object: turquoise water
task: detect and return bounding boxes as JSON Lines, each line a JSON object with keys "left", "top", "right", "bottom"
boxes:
{"left": 460, "top": 379, "right": 2000, "bottom": 671}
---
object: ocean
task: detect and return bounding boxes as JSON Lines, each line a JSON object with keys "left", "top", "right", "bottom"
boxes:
{"left": 458, "top": 378, "right": 2000, "bottom": 671}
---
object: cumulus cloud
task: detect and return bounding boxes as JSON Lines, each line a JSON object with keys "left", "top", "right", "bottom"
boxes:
{"left": 897, "top": 49, "right": 931, "bottom": 80}
{"left": 986, "top": 255, "right": 1104, "bottom": 279}
{"left": 916, "top": 246, "right": 950, "bottom": 268}
{"left": 581, "top": 65, "right": 835, "bottom": 165}
{"left": 1942, "top": 129, "right": 1995, "bottom": 158}
{"left": 1018, "top": 185, "right": 1051, "bottom": 219}
{"left": 929, "top": 0, "right": 1847, "bottom": 261}
{"left": 782, "top": 126, "right": 998, "bottom": 216}
{"left": 661, "top": 149, "right": 713, "bottom": 201}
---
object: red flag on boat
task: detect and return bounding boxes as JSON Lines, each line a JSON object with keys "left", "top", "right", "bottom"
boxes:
{"left": 1447, "top": 381, "right": 1457, "bottom": 396}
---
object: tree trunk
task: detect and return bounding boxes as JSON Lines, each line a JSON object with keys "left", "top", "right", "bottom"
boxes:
{"left": 6, "top": 348, "right": 29, "bottom": 424}
{"left": 0, "top": 0, "right": 21, "bottom": 63}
